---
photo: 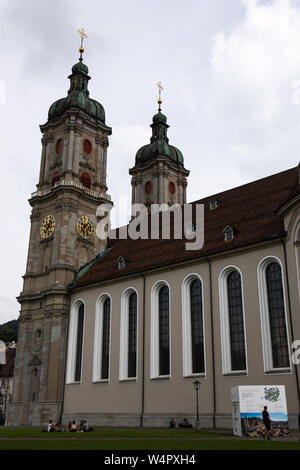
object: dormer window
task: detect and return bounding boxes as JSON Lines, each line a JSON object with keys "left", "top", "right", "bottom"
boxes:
{"left": 223, "top": 225, "right": 234, "bottom": 241}
{"left": 117, "top": 256, "right": 127, "bottom": 270}
{"left": 209, "top": 198, "right": 219, "bottom": 210}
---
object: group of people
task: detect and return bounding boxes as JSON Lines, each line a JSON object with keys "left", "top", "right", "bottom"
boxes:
{"left": 47, "top": 419, "right": 92, "bottom": 432}
{"left": 169, "top": 418, "right": 192, "bottom": 429}
{"left": 243, "top": 406, "right": 289, "bottom": 440}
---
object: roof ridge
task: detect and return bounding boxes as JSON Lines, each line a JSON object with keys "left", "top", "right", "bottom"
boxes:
{"left": 190, "top": 166, "right": 297, "bottom": 205}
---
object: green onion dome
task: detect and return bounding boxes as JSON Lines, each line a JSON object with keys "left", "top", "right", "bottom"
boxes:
{"left": 48, "top": 59, "right": 105, "bottom": 124}
{"left": 135, "top": 110, "right": 184, "bottom": 166}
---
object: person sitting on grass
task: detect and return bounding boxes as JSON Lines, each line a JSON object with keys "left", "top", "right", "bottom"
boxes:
{"left": 48, "top": 420, "right": 55, "bottom": 432}
{"left": 178, "top": 418, "right": 192, "bottom": 429}
{"left": 66, "top": 421, "right": 72, "bottom": 432}
{"left": 83, "top": 420, "right": 90, "bottom": 432}
{"left": 79, "top": 419, "right": 84, "bottom": 432}
{"left": 70, "top": 420, "right": 78, "bottom": 432}
{"left": 169, "top": 418, "right": 176, "bottom": 429}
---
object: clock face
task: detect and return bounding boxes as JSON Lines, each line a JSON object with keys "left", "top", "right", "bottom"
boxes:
{"left": 40, "top": 215, "right": 56, "bottom": 239}
{"left": 77, "top": 216, "right": 96, "bottom": 240}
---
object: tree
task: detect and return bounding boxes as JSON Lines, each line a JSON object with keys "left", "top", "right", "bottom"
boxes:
{"left": 0, "top": 326, "right": 16, "bottom": 343}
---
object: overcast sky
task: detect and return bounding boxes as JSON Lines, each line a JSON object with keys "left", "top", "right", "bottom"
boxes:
{"left": 1, "top": 0, "right": 300, "bottom": 323}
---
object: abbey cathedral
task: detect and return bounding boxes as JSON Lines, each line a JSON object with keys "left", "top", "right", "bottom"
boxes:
{"left": 7, "top": 45, "right": 300, "bottom": 429}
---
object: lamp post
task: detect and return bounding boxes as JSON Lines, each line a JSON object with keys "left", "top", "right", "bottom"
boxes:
{"left": 193, "top": 380, "right": 201, "bottom": 431}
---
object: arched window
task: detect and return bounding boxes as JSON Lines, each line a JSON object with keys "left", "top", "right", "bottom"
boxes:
{"left": 227, "top": 271, "right": 246, "bottom": 371}
{"left": 55, "top": 138, "right": 63, "bottom": 154}
{"left": 159, "top": 286, "right": 170, "bottom": 376}
{"left": 295, "top": 222, "right": 300, "bottom": 303}
{"left": 93, "top": 295, "right": 111, "bottom": 382}
{"left": 182, "top": 274, "right": 205, "bottom": 377}
{"left": 83, "top": 139, "right": 92, "bottom": 154}
{"left": 150, "top": 282, "right": 171, "bottom": 378}
{"left": 266, "top": 262, "right": 289, "bottom": 368}
{"left": 66, "top": 301, "right": 85, "bottom": 383}
{"left": 51, "top": 172, "right": 60, "bottom": 186}
{"left": 80, "top": 172, "right": 91, "bottom": 189}
{"left": 101, "top": 298, "right": 111, "bottom": 380}
{"left": 119, "top": 289, "right": 138, "bottom": 380}
{"left": 258, "top": 257, "right": 291, "bottom": 372}
{"left": 219, "top": 267, "right": 247, "bottom": 374}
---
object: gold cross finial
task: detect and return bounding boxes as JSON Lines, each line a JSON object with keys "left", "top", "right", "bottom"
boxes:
{"left": 156, "top": 81, "right": 163, "bottom": 110}
{"left": 77, "top": 28, "right": 88, "bottom": 58}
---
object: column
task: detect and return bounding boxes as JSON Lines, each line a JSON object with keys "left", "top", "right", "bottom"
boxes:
{"left": 38, "top": 137, "right": 47, "bottom": 184}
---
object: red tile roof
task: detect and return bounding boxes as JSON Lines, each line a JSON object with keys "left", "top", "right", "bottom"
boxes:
{"left": 71, "top": 167, "right": 299, "bottom": 290}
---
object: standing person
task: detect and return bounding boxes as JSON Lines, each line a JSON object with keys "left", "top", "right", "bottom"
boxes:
{"left": 262, "top": 406, "right": 272, "bottom": 440}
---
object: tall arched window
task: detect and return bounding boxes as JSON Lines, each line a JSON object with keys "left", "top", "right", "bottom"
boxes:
{"left": 66, "top": 301, "right": 85, "bottom": 383}
{"left": 80, "top": 172, "right": 91, "bottom": 189}
{"left": 182, "top": 274, "right": 205, "bottom": 377}
{"left": 295, "top": 222, "right": 300, "bottom": 304}
{"left": 119, "top": 289, "right": 138, "bottom": 380}
{"left": 266, "top": 262, "right": 289, "bottom": 368}
{"left": 227, "top": 271, "right": 246, "bottom": 371}
{"left": 159, "top": 286, "right": 170, "bottom": 376}
{"left": 51, "top": 172, "right": 60, "bottom": 186}
{"left": 150, "top": 282, "right": 171, "bottom": 378}
{"left": 219, "top": 267, "right": 247, "bottom": 375}
{"left": 128, "top": 292, "right": 137, "bottom": 377}
{"left": 258, "top": 257, "right": 291, "bottom": 372}
{"left": 93, "top": 295, "right": 111, "bottom": 382}
{"left": 190, "top": 279, "right": 205, "bottom": 373}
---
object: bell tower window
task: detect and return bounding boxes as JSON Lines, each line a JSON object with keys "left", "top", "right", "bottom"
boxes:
{"left": 80, "top": 172, "right": 91, "bottom": 189}
{"left": 169, "top": 182, "right": 175, "bottom": 195}
{"left": 52, "top": 172, "right": 60, "bottom": 186}
{"left": 56, "top": 138, "right": 63, "bottom": 154}
{"left": 145, "top": 181, "right": 152, "bottom": 194}
{"left": 83, "top": 139, "right": 92, "bottom": 154}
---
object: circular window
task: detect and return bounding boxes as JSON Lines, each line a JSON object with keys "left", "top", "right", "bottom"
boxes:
{"left": 56, "top": 138, "right": 63, "bottom": 153}
{"left": 169, "top": 182, "right": 175, "bottom": 194}
{"left": 145, "top": 181, "right": 152, "bottom": 194}
{"left": 83, "top": 139, "right": 92, "bottom": 154}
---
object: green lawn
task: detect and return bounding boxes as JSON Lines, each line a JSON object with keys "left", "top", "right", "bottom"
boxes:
{"left": 0, "top": 428, "right": 299, "bottom": 450}
{"left": 0, "top": 428, "right": 220, "bottom": 439}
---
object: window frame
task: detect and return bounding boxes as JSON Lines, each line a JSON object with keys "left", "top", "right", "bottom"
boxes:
{"left": 257, "top": 256, "right": 291, "bottom": 374}
{"left": 219, "top": 266, "right": 248, "bottom": 376}
{"left": 119, "top": 287, "right": 139, "bottom": 381}
{"left": 182, "top": 273, "right": 206, "bottom": 378}
{"left": 93, "top": 294, "right": 112, "bottom": 383}
{"left": 66, "top": 299, "right": 85, "bottom": 384}
{"left": 294, "top": 220, "right": 300, "bottom": 305}
{"left": 150, "top": 280, "right": 171, "bottom": 379}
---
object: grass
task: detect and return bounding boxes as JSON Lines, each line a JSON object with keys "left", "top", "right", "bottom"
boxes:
{"left": 0, "top": 428, "right": 220, "bottom": 439}
{"left": 0, "top": 428, "right": 299, "bottom": 450}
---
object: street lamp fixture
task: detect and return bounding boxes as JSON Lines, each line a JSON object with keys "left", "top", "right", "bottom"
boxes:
{"left": 193, "top": 380, "right": 201, "bottom": 431}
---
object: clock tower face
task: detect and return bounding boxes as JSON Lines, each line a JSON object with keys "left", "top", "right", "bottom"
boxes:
{"left": 40, "top": 215, "right": 56, "bottom": 239}
{"left": 76, "top": 216, "right": 96, "bottom": 240}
